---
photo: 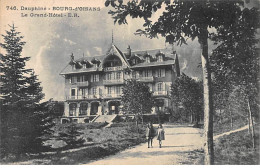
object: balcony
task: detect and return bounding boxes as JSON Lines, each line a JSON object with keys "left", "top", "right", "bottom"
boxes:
{"left": 153, "top": 91, "right": 169, "bottom": 96}
{"left": 67, "top": 81, "right": 89, "bottom": 87}
{"left": 103, "top": 94, "right": 121, "bottom": 98}
{"left": 138, "top": 76, "right": 154, "bottom": 82}
{"left": 77, "top": 81, "right": 89, "bottom": 87}
{"left": 104, "top": 66, "right": 123, "bottom": 72}
{"left": 103, "top": 79, "right": 124, "bottom": 85}
{"left": 66, "top": 94, "right": 101, "bottom": 100}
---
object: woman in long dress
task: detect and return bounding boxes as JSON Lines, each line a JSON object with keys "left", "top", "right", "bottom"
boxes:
{"left": 157, "top": 124, "right": 165, "bottom": 148}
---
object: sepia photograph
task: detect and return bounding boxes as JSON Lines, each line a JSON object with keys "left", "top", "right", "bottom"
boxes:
{"left": 0, "top": 0, "right": 259, "bottom": 165}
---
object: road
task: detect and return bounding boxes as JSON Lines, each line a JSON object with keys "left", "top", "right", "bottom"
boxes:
{"left": 87, "top": 125, "right": 204, "bottom": 165}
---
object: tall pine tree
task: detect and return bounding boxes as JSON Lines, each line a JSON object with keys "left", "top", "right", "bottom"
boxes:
{"left": 0, "top": 24, "right": 52, "bottom": 158}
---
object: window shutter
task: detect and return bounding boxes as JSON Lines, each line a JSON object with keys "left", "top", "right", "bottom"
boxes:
{"left": 163, "top": 82, "right": 166, "bottom": 91}
{"left": 96, "top": 74, "right": 99, "bottom": 82}
{"left": 99, "top": 87, "right": 102, "bottom": 96}
{"left": 149, "top": 70, "right": 152, "bottom": 77}
{"left": 90, "top": 75, "right": 93, "bottom": 82}
{"left": 85, "top": 88, "right": 88, "bottom": 96}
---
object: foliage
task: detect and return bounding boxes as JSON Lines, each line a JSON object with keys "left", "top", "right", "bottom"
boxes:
{"left": 58, "top": 123, "right": 85, "bottom": 148}
{"left": 171, "top": 73, "right": 203, "bottom": 123}
{"left": 0, "top": 24, "right": 52, "bottom": 158}
{"left": 210, "top": 6, "right": 260, "bottom": 122}
{"left": 121, "top": 79, "right": 155, "bottom": 118}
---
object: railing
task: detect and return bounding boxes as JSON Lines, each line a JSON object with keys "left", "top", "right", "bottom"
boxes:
{"left": 66, "top": 94, "right": 101, "bottom": 100}
{"left": 103, "top": 94, "right": 121, "bottom": 98}
{"left": 66, "top": 94, "right": 122, "bottom": 100}
{"left": 138, "top": 76, "right": 154, "bottom": 82}
{"left": 103, "top": 79, "right": 124, "bottom": 85}
{"left": 77, "top": 81, "right": 89, "bottom": 87}
{"left": 153, "top": 91, "right": 169, "bottom": 96}
{"left": 67, "top": 81, "right": 89, "bottom": 87}
{"left": 104, "top": 66, "right": 123, "bottom": 71}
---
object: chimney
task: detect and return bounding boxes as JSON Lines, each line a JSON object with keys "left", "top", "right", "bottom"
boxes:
{"left": 70, "top": 53, "right": 74, "bottom": 61}
{"left": 126, "top": 45, "right": 131, "bottom": 58}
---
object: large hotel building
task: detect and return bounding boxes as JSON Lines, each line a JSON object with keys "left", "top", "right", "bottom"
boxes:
{"left": 60, "top": 43, "right": 180, "bottom": 123}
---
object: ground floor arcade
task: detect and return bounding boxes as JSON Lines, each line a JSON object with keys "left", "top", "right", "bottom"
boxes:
{"left": 61, "top": 97, "right": 171, "bottom": 123}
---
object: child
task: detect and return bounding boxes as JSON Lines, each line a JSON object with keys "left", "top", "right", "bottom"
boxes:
{"left": 157, "top": 124, "right": 165, "bottom": 148}
{"left": 146, "top": 122, "right": 154, "bottom": 148}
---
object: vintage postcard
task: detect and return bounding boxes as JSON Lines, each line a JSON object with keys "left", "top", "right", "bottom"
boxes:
{"left": 0, "top": 0, "right": 259, "bottom": 165}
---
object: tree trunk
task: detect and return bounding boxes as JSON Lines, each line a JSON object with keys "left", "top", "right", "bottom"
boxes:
{"left": 248, "top": 99, "right": 255, "bottom": 149}
{"left": 230, "top": 110, "right": 233, "bottom": 128}
{"left": 190, "top": 110, "right": 193, "bottom": 123}
{"left": 248, "top": 109, "right": 251, "bottom": 134}
{"left": 219, "top": 109, "right": 222, "bottom": 123}
{"left": 200, "top": 27, "right": 214, "bottom": 165}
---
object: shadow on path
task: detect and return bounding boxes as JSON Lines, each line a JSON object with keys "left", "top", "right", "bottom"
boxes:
{"left": 113, "top": 150, "right": 195, "bottom": 160}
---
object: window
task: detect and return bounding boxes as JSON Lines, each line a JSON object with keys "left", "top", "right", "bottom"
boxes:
{"left": 132, "top": 59, "right": 136, "bottom": 65}
{"left": 99, "top": 88, "right": 102, "bottom": 96}
{"left": 107, "top": 86, "right": 112, "bottom": 95}
{"left": 116, "top": 72, "right": 121, "bottom": 79}
{"left": 69, "top": 103, "right": 77, "bottom": 116}
{"left": 92, "top": 87, "right": 97, "bottom": 95}
{"left": 144, "top": 70, "right": 151, "bottom": 77}
{"left": 92, "top": 74, "right": 99, "bottom": 82}
{"left": 145, "top": 57, "right": 150, "bottom": 63}
{"left": 93, "top": 63, "right": 98, "bottom": 68}
{"left": 157, "top": 55, "right": 163, "bottom": 62}
{"left": 71, "top": 88, "right": 76, "bottom": 96}
{"left": 158, "top": 68, "right": 165, "bottom": 77}
{"left": 116, "top": 86, "right": 121, "bottom": 95}
{"left": 107, "top": 73, "right": 112, "bottom": 80}
{"left": 79, "top": 103, "right": 88, "bottom": 115}
{"left": 84, "top": 75, "right": 88, "bottom": 81}
{"left": 157, "top": 83, "right": 163, "bottom": 91}
{"left": 77, "top": 76, "right": 81, "bottom": 82}
{"left": 70, "top": 76, "right": 75, "bottom": 83}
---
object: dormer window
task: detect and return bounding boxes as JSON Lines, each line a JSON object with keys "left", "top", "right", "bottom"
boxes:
{"left": 132, "top": 59, "right": 136, "bottom": 65}
{"left": 145, "top": 57, "right": 150, "bottom": 63}
{"left": 158, "top": 55, "right": 163, "bottom": 62}
{"left": 83, "top": 64, "right": 86, "bottom": 68}
{"left": 93, "top": 63, "right": 98, "bottom": 68}
{"left": 103, "top": 55, "right": 122, "bottom": 68}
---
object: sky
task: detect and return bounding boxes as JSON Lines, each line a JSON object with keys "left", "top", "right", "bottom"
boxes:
{"left": 1, "top": 0, "right": 258, "bottom": 101}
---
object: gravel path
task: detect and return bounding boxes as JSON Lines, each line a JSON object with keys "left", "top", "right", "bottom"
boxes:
{"left": 213, "top": 125, "right": 249, "bottom": 140}
{"left": 87, "top": 125, "right": 204, "bottom": 165}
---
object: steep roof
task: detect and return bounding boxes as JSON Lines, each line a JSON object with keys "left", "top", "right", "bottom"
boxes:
{"left": 60, "top": 45, "right": 177, "bottom": 75}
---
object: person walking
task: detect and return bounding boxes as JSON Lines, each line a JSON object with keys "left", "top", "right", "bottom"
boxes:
{"left": 146, "top": 122, "right": 155, "bottom": 148}
{"left": 157, "top": 124, "right": 165, "bottom": 148}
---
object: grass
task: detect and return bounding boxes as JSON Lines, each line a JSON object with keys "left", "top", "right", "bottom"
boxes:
{"left": 1, "top": 122, "right": 147, "bottom": 165}
{"left": 214, "top": 124, "right": 259, "bottom": 165}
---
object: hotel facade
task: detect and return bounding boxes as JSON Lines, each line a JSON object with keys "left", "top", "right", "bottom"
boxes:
{"left": 60, "top": 43, "right": 180, "bottom": 123}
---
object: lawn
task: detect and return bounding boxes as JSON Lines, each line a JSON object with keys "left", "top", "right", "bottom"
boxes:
{"left": 214, "top": 124, "right": 259, "bottom": 165}
{"left": 1, "top": 122, "right": 147, "bottom": 165}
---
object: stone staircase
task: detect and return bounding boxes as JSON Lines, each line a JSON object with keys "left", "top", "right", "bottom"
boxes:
{"left": 91, "top": 114, "right": 117, "bottom": 123}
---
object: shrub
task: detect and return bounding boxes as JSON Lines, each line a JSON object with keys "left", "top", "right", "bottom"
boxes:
{"left": 85, "top": 122, "right": 108, "bottom": 129}
{"left": 57, "top": 123, "right": 85, "bottom": 148}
